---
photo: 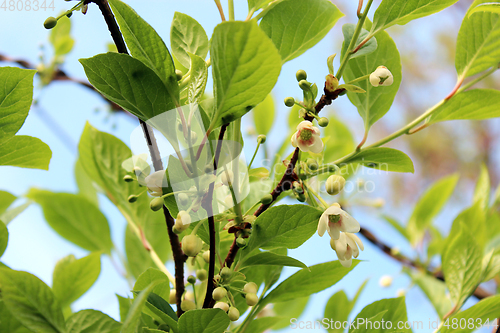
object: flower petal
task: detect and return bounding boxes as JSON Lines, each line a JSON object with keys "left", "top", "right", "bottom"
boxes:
{"left": 328, "top": 224, "right": 340, "bottom": 240}
{"left": 345, "top": 233, "right": 359, "bottom": 258}
{"left": 291, "top": 132, "right": 299, "bottom": 147}
{"left": 339, "top": 257, "right": 352, "bottom": 267}
{"left": 348, "top": 233, "right": 364, "bottom": 251}
{"left": 308, "top": 136, "right": 324, "bottom": 154}
{"left": 317, "top": 212, "right": 328, "bottom": 237}
{"left": 340, "top": 212, "right": 360, "bottom": 233}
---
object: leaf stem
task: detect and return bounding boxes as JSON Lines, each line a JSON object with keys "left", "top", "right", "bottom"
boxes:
{"left": 228, "top": 0, "right": 235, "bottom": 21}
{"left": 214, "top": 0, "right": 226, "bottom": 21}
{"left": 248, "top": 142, "right": 262, "bottom": 169}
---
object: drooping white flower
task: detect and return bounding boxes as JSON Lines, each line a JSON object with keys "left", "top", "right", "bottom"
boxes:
{"left": 291, "top": 121, "right": 324, "bottom": 154}
{"left": 317, "top": 203, "right": 360, "bottom": 240}
{"left": 330, "top": 232, "right": 364, "bottom": 267}
{"left": 145, "top": 170, "right": 168, "bottom": 197}
{"left": 369, "top": 66, "right": 394, "bottom": 87}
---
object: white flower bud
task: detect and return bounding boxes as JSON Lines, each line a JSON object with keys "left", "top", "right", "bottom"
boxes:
{"left": 221, "top": 169, "right": 234, "bottom": 186}
{"left": 243, "top": 282, "right": 258, "bottom": 294}
{"left": 169, "top": 290, "right": 176, "bottom": 304}
{"left": 369, "top": 66, "right": 394, "bottom": 87}
{"left": 180, "top": 299, "right": 196, "bottom": 311}
{"left": 228, "top": 307, "right": 240, "bottom": 321}
{"left": 326, "top": 175, "right": 346, "bottom": 196}
{"left": 214, "top": 302, "right": 230, "bottom": 312}
{"left": 202, "top": 250, "right": 210, "bottom": 263}
{"left": 182, "top": 234, "right": 203, "bottom": 257}
{"left": 174, "top": 211, "right": 191, "bottom": 233}
{"left": 379, "top": 275, "right": 393, "bottom": 288}
{"left": 224, "top": 195, "right": 233, "bottom": 208}
{"left": 245, "top": 293, "right": 259, "bottom": 306}
{"left": 212, "top": 287, "right": 227, "bottom": 301}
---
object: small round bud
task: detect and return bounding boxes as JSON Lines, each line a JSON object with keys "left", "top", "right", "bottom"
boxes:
{"left": 293, "top": 181, "right": 303, "bottom": 194}
{"left": 187, "top": 275, "right": 197, "bottom": 284}
{"left": 169, "top": 290, "right": 176, "bottom": 304}
{"left": 214, "top": 302, "right": 229, "bottom": 312}
{"left": 257, "top": 134, "right": 266, "bottom": 144}
{"left": 284, "top": 97, "right": 295, "bottom": 107}
{"left": 182, "top": 234, "right": 203, "bottom": 257}
{"left": 180, "top": 299, "right": 196, "bottom": 311}
{"left": 128, "top": 194, "right": 138, "bottom": 203}
{"left": 261, "top": 194, "right": 273, "bottom": 205}
{"left": 296, "top": 69, "right": 307, "bottom": 82}
{"left": 228, "top": 307, "right": 240, "bottom": 321}
{"left": 190, "top": 131, "right": 198, "bottom": 143}
{"left": 243, "top": 282, "right": 258, "bottom": 294}
{"left": 236, "top": 237, "right": 247, "bottom": 248}
{"left": 307, "top": 158, "right": 319, "bottom": 171}
{"left": 221, "top": 169, "right": 234, "bottom": 186}
{"left": 224, "top": 195, "right": 234, "bottom": 209}
{"left": 175, "top": 69, "right": 183, "bottom": 81}
{"left": 295, "top": 192, "right": 306, "bottom": 202}
{"left": 214, "top": 274, "right": 221, "bottom": 281}
{"left": 326, "top": 175, "right": 346, "bottom": 196}
{"left": 150, "top": 197, "right": 164, "bottom": 211}
{"left": 44, "top": 17, "right": 58, "bottom": 29}
{"left": 318, "top": 117, "right": 329, "bottom": 127}
{"left": 66, "top": 11, "right": 73, "bottom": 18}
{"left": 178, "top": 193, "right": 190, "bottom": 207}
{"left": 196, "top": 269, "right": 207, "bottom": 281}
{"left": 379, "top": 275, "right": 393, "bottom": 288}
{"left": 220, "top": 267, "right": 232, "bottom": 280}
{"left": 212, "top": 287, "right": 227, "bottom": 301}
{"left": 174, "top": 211, "right": 191, "bottom": 233}
{"left": 204, "top": 164, "right": 214, "bottom": 174}
{"left": 245, "top": 293, "right": 259, "bottom": 306}
{"left": 123, "top": 175, "right": 134, "bottom": 182}
{"left": 177, "top": 122, "right": 184, "bottom": 132}
{"left": 298, "top": 80, "right": 310, "bottom": 91}
{"left": 202, "top": 250, "right": 210, "bottom": 263}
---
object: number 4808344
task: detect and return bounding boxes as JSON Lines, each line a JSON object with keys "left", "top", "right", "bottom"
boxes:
{"left": 1, "top": 0, "right": 55, "bottom": 11}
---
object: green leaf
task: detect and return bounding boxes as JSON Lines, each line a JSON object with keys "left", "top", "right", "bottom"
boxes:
{"left": 0, "top": 220, "right": 7, "bottom": 258}
{"left": 441, "top": 295, "right": 500, "bottom": 333}
{"left": 0, "top": 135, "right": 52, "bottom": 170}
{"left": 455, "top": 0, "right": 500, "bottom": 78}
{"left": 210, "top": 21, "right": 281, "bottom": 128}
{"left": 252, "top": 94, "right": 275, "bottom": 135}
{"left": 349, "top": 297, "right": 410, "bottom": 333}
{"left": 469, "top": 2, "right": 500, "bottom": 16}
{"left": 66, "top": 310, "right": 121, "bottom": 333}
{"left": 273, "top": 297, "right": 309, "bottom": 330}
{"left": 170, "top": 12, "right": 209, "bottom": 69}
{"left": 338, "top": 84, "right": 366, "bottom": 93}
{"left": 186, "top": 53, "right": 208, "bottom": 105}
{"left": 108, "top": 0, "right": 177, "bottom": 90}
{"left": 74, "top": 159, "right": 98, "bottom": 206}
{"left": 0, "top": 300, "right": 24, "bottom": 332}
{"left": 26, "top": 189, "right": 113, "bottom": 253}
{"left": 405, "top": 269, "right": 451, "bottom": 318}
{"left": 259, "top": 0, "right": 344, "bottom": 63}
{"left": 350, "top": 310, "right": 388, "bottom": 333}
{"left": 482, "top": 248, "right": 500, "bottom": 281}
{"left": 341, "top": 24, "right": 377, "bottom": 59}
{"left": 144, "top": 293, "right": 178, "bottom": 330}
{"left": 0, "top": 269, "right": 66, "bottom": 333}
{"left": 342, "top": 147, "right": 414, "bottom": 173}
{"left": 79, "top": 54, "right": 177, "bottom": 125}
{"left": 443, "top": 226, "right": 482, "bottom": 307}
{"left": 52, "top": 253, "right": 101, "bottom": 308}
{"left": 1, "top": 200, "right": 31, "bottom": 225}
{"left": 323, "top": 116, "right": 356, "bottom": 162}
{"left": 133, "top": 268, "right": 170, "bottom": 301}
{"left": 178, "top": 309, "right": 229, "bottom": 333}
{"left": 473, "top": 164, "right": 490, "bottom": 210}
{"left": 371, "top": 0, "right": 459, "bottom": 33}
{"left": 429, "top": 89, "right": 500, "bottom": 124}
{"left": 49, "top": 16, "right": 74, "bottom": 57}
{"left": 241, "top": 205, "right": 322, "bottom": 258}
{"left": 0, "top": 190, "right": 16, "bottom": 215}
{"left": 116, "top": 295, "right": 131, "bottom": 323}
{"left": 343, "top": 21, "right": 402, "bottom": 130}
{"left": 121, "top": 282, "right": 158, "bottom": 333}
{"left": 261, "top": 261, "right": 358, "bottom": 304}
{"left": 248, "top": 0, "right": 272, "bottom": 11}
{"left": 446, "top": 202, "right": 487, "bottom": 248}
{"left": 241, "top": 252, "right": 307, "bottom": 269}
{"left": 324, "top": 290, "right": 350, "bottom": 333}
{"left": 244, "top": 317, "right": 283, "bottom": 333}
{"left": 406, "top": 174, "right": 459, "bottom": 245}
{"left": 0, "top": 67, "right": 36, "bottom": 143}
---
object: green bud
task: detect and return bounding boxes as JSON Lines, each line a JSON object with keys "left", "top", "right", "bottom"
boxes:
{"left": 202, "top": 250, "right": 210, "bottom": 263}
{"left": 66, "top": 11, "right": 73, "bottom": 18}
{"left": 284, "top": 97, "right": 295, "bottom": 107}
{"left": 123, "top": 175, "right": 134, "bottom": 182}
{"left": 228, "top": 307, "right": 240, "bottom": 321}
{"left": 293, "top": 181, "right": 303, "bottom": 194}
{"left": 127, "top": 194, "right": 138, "bottom": 203}
{"left": 187, "top": 275, "right": 197, "bottom": 284}
{"left": 44, "top": 17, "right": 58, "bottom": 29}
{"left": 150, "top": 197, "right": 164, "bottom": 211}
{"left": 236, "top": 237, "right": 247, "bottom": 248}
{"left": 243, "top": 282, "right": 258, "bottom": 294}
{"left": 214, "top": 302, "right": 229, "bottom": 312}
{"left": 196, "top": 269, "right": 207, "bottom": 281}
{"left": 180, "top": 299, "right": 196, "bottom": 311}
{"left": 307, "top": 158, "right": 319, "bottom": 171}
{"left": 245, "top": 293, "right": 259, "bottom": 306}
{"left": 296, "top": 69, "right": 307, "bottom": 82}
{"left": 220, "top": 267, "right": 232, "bottom": 279}
{"left": 176, "top": 69, "right": 183, "bottom": 81}
{"left": 261, "top": 194, "right": 273, "bottom": 205}
{"left": 177, "top": 122, "right": 184, "bottom": 132}
{"left": 318, "top": 117, "right": 329, "bottom": 127}
{"left": 257, "top": 134, "right": 266, "bottom": 144}
{"left": 298, "top": 80, "right": 310, "bottom": 91}
{"left": 212, "top": 287, "right": 227, "bottom": 301}
{"left": 182, "top": 235, "right": 203, "bottom": 257}
{"left": 178, "top": 193, "right": 190, "bottom": 207}
{"left": 295, "top": 192, "right": 306, "bottom": 202}
{"left": 326, "top": 175, "right": 346, "bottom": 195}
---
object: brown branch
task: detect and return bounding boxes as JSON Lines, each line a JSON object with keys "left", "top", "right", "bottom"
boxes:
{"left": 202, "top": 124, "right": 229, "bottom": 308}
{"left": 87, "top": 0, "right": 187, "bottom": 316}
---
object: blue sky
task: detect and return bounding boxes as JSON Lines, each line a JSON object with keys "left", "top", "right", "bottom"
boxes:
{"left": 0, "top": 1, "right": 495, "bottom": 332}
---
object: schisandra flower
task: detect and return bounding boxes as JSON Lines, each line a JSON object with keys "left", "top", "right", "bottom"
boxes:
{"left": 330, "top": 232, "right": 364, "bottom": 267}
{"left": 145, "top": 170, "right": 167, "bottom": 197}
{"left": 317, "top": 203, "right": 360, "bottom": 240}
{"left": 291, "top": 121, "right": 324, "bottom": 154}
{"left": 369, "top": 66, "right": 394, "bottom": 87}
